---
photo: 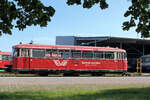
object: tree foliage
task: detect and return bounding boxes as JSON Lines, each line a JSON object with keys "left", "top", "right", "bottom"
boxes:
{"left": 0, "top": 0, "right": 55, "bottom": 35}
{"left": 0, "top": 0, "right": 149, "bottom": 37}
{"left": 123, "top": 0, "right": 150, "bottom": 38}
{"left": 67, "top": 0, "right": 108, "bottom": 9}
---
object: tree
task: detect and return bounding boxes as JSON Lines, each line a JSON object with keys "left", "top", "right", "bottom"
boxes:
{"left": 0, "top": 0, "right": 55, "bottom": 35}
{"left": 123, "top": 0, "right": 150, "bottom": 37}
{"left": 0, "top": 0, "right": 149, "bottom": 37}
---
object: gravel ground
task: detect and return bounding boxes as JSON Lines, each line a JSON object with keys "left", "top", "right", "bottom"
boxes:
{"left": 0, "top": 77, "right": 150, "bottom": 85}
{"left": 0, "top": 77, "right": 150, "bottom": 92}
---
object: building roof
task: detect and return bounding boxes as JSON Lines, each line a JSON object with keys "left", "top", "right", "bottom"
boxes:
{"left": 75, "top": 36, "right": 150, "bottom": 44}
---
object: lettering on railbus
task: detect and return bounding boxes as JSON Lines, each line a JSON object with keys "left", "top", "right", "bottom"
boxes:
{"left": 82, "top": 62, "right": 100, "bottom": 65}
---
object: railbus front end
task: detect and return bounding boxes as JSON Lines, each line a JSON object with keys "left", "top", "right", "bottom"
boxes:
{"left": 142, "top": 54, "right": 150, "bottom": 71}
{"left": 0, "top": 52, "right": 11, "bottom": 69}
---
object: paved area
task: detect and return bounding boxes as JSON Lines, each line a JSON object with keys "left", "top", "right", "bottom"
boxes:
{"left": 0, "top": 77, "right": 150, "bottom": 85}
{"left": 0, "top": 77, "right": 150, "bottom": 92}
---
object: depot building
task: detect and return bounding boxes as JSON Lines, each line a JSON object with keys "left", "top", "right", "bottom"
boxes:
{"left": 56, "top": 36, "right": 150, "bottom": 71}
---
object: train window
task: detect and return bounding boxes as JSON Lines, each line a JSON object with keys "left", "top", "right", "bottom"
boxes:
{"left": 58, "top": 50, "right": 70, "bottom": 59}
{"left": 82, "top": 51, "right": 93, "bottom": 59}
{"left": 105, "top": 52, "right": 114, "bottom": 60}
{"left": 2, "top": 55, "right": 11, "bottom": 61}
{"left": 12, "top": 48, "right": 20, "bottom": 57}
{"left": 32, "top": 49, "right": 45, "bottom": 58}
{"left": 8, "top": 55, "right": 12, "bottom": 60}
{"left": 21, "top": 49, "right": 29, "bottom": 57}
{"left": 117, "top": 53, "right": 121, "bottom": 59}
{"left": 94, "top": 51, "right": 104, "bottom": 59}
{"left": 45, "top": 49, "right": 51, "bottom": 58}
{"left": 123, "top": 53, "right": 127, "bottom": 60}
{"left": 117, "top": 52, "right": 126, "bottom": 60}
{"left": 0, "top": 55, "right": 2, "bottom": 60}
{"left": 2, "top": 55, "right": 7, "bottom": 60}
{"left": 45, "top": 49, "right": 52, "bottom": 58}
{"left": 52, "top": 50, "right": 61, "bottom": 58}
{"left": 45, "top": 49, "right": 62, "bottom": 58}
{"left": 71, "top": 50, "right": 81, "bottom": 59}
{"left": 142, "top": 57, "right": 150, "bottom": 62}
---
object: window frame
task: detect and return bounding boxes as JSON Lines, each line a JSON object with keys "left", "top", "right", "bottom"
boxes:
{"left": 57, "top": 50, "right": 71, "bottom": 59}
{"left": 93, "top": 51, "right": 104, "bottom": 60}
{"left": 32, "top": 49, "right": 46, "bottom": 58}
{"left": 12, "top": 48, "right": 20, "bottom": 57}
{"left": 1, "top": 55, "right": 11, "bottom": 61}
{"left": 104, "top": 52, "right": 115, "bottom": 60}
{"left": 116, "top": 52, "right": 127, "bottom": 60}
{"left": 71, "top": 50, "right": 82, "bottom": 59}
{"left": 82, "top": 51, "right": 94, "bottom": 59}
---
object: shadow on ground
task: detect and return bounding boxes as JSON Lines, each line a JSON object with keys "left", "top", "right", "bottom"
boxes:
{"left": 0, "top": 87, "right": 150, "bottom": 100}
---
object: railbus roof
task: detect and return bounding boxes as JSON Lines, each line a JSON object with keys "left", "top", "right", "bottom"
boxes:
{"left": 13, "top": 44, "right": 126, "bottom": 52}
{"left": 0, "top": 52, "right": 11, "bottom": 55}
{"left": 142, "top": 54, "right": 150, "bottom": 57}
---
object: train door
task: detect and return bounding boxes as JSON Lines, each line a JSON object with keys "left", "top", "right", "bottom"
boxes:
{"left": 114, "top": 52, "right": 119, "bottom": 70}
{"left": 120, "top": 52, "right": 124, "bottom": 70}
{"left": 17, "top": 49, "right": 23, "bottom": 69}
{"left": 116, "top": 52, "right": 124, "bottom": 71}
{"left": 20, "top": 49, "right": 30, "bottom": 70}
{"left": 12, "top": 48, "right": 20, "bottom": 69}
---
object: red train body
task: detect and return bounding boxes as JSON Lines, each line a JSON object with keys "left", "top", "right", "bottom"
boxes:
{"left": 12, "top": 44, "right": 127, "bottom": 75}
{"left": 0, "top": 52, "right": 11, "bottom": 69}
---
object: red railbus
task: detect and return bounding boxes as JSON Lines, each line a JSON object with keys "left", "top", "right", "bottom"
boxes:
{"left": 12, "top": 44, "right": 127, "bottom": 76}
{"left": 0, "top": 52, "right": 11, "bottom": 69}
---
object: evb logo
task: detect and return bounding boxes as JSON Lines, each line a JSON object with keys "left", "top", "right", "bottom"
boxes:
{"left": 53, "top": 60, "right": 67, "bottom": 66}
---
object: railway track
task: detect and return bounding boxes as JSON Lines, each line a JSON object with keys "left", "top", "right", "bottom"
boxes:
{"left": 0, "top": 70, "right": 149, "bottom": 77}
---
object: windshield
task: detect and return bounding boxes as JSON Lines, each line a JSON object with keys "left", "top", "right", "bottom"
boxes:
{"left": 142, "top": 57, "right": 150, "bottom": 62}
{"left": 12, "top": 48, "right": 20, "bottom": 57}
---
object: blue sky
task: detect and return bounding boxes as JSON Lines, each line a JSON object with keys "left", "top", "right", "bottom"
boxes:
{"left": 0, "top": 0, "right": 140, "bottom": 52}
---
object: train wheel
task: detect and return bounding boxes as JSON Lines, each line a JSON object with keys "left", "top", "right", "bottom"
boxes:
{"left": 91, "top": 73, "right": 104, "bottom": 76}
{"left": 19, "top": 71, "right": 28, "bottom": 74}
{"left": 63, "top": 73, "right": 80, "bottom": 77}
{"left": 72, "top": 73, "right": 80, "bottom": 76}
{"left": 5, "top": 65, "right": 12, "bottom": 72}
{"left": 38, "top": 72, "right": 49, "bottom": 76}
{"left": 63, "top": 73, "right": 69, "bottom": 76}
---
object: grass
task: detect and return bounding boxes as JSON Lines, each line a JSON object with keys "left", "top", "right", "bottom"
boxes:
{"left": 0, "top": 84, "right": 150, "bottom": 100}
{"left": 0, "top": 73, "right": 36, "bottom": 77}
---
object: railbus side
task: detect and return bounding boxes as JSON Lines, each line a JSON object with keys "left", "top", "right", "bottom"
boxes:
{"left": 12, "top": 44, "right": 127, "bottom": 76}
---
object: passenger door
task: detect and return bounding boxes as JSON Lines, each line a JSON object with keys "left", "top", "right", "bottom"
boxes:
{"left": 116, "top": 52, "right": 124, "bottom": 70}
{"left": 21, "top": 49, "right": 30, "bottom": 70}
